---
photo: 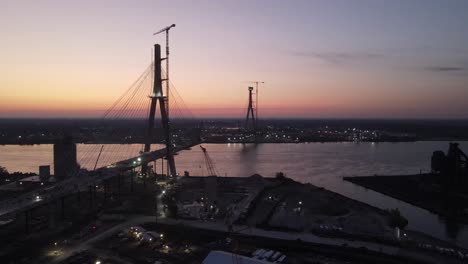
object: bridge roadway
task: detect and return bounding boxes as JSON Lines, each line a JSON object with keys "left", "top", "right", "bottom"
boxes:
{"left": 0, "top": 142, "right": 199, "bottom": 218}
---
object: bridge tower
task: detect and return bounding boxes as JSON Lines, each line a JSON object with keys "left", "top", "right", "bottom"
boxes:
{"left": 245, "top": 86, "right": 257, "bottom": 140}
{"left": 143, "top": 44, "right": 176, "bottom": 177}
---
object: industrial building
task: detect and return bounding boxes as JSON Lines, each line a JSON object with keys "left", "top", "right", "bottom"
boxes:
{"left": 53, "top": 137, "right": 78, "bottom": 180}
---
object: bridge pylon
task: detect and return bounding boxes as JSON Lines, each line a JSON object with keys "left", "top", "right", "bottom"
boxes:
{"left": 142, "top": 44, "right": 176, "bottom": 177}
{"left": 245, "top": 86, "right": 257, "bottom": 141}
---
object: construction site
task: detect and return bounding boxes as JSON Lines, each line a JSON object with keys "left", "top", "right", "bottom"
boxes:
{"left": 2, "top": 16, "right": 468, "bottom": 264}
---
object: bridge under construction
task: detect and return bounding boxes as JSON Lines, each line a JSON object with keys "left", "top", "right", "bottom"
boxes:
{"left": 0, "top": 27, "right": 265, "bottom": 237}
{"left": 0, "top": 27, "right": 201, "bottom": 231}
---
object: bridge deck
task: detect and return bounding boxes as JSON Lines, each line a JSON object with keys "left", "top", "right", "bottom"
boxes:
{"left": 0, "top": 142, "right": 199, "bottom": 218}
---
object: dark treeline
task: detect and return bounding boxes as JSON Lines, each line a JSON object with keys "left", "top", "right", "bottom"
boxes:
{"left": 0, "top": 118, "right": 468, "bottom": 144}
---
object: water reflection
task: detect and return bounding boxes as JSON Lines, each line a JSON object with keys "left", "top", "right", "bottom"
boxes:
{"left": 2, "top": 142, "right": 468, "bottom": 247}
{"left": 239, "top": 143, "right": 259, "bottom": 174}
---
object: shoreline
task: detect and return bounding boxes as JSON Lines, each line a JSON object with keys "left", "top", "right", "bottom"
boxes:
{"left": 3, "top": 139, "right": 466, "bottom": 146}
{"left": 344, "top": 175, "right": 468, "bottom": 224}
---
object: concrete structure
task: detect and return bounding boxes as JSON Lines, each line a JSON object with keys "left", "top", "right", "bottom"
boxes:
{"left": 53, "top": 137, "right": 78, "bottom": 180}
{"left": 142, "top": 43, "right": 176, "bottom": 177}
{"left": 39, "top": 165, "right": 50, "bottom": 181}
{"left": 245, "top": 86, "right": 256, "bottom": 131}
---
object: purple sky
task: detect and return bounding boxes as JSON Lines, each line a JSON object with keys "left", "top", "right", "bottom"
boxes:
{"left": 1, "top": 0, "right": 468, "bottom": 118}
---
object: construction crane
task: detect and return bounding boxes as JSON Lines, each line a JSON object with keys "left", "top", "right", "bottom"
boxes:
{"left": 200, "top": 145, "right": 219, "bottom": 177}
{"left": 153, "top": 24, "right": 176, "bottom": 177}
{"left": 153, "top": 24, "right": 176, "bottom": 105}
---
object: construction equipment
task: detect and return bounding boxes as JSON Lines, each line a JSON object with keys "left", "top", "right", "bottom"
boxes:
{"left": 149, "top": 24, "right": 176, "bottom": 177}
{"left": 153, "top": 24, "right": 176, "bottom": 106}
{"left": 432, "top": 142, "right": 468, "bottom": 190}
{"left": 200, "top": 145, "right": 218, "bottom": 177}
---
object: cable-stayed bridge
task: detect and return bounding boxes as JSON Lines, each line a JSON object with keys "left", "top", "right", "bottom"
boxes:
{"left": 0, "top": 43, "right": 200, "bottom": 219}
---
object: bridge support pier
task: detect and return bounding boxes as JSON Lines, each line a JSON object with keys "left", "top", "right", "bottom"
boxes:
{"left": 24, "top": 210, "right": 31, "bottom": 234}
{"left": 60, "top": 197, "right": 65, "bottom": 220}
{"left": 131, "top": 169, "right": 134, "bottom": 192}
{"left": 88, "top": 185, "right": 93, "bottom": 208}
{"left": 103, "top": 181, "right": 108, "bottom": 203}
{"left": 48, "top": 202, "right": 57, "bottom": 229}
{"left": 118, "top": 174, "right": 122, "bottom": 199}
{"left": 161, "top": 158, "right": 164, "bottom": 177}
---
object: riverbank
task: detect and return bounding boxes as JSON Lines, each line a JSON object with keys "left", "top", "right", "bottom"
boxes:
{"left": 3, "top": 141, "right": 468, "bottom": 248}
{"left": 344, "top": 175, "right": 468, "bottom": 224}
{"left": 166, "top": 175, "right": 466, "bottom": 255}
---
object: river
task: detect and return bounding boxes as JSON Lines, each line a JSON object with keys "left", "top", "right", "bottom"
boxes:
{"left": 1, "top": 141, "right": 468, "bottom": 248}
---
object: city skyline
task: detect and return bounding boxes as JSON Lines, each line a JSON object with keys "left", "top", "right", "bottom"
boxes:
{"left": 1, "top": 0, "right": 468, "bottom": 118}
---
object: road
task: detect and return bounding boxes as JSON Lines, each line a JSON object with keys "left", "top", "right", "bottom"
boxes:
{"left": 45, "top": 214, "right": 457, "bottom": 264}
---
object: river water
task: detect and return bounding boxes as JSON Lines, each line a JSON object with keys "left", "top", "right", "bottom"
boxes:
{"left": 1, "top": 141, "right": 468, "bottom": 248}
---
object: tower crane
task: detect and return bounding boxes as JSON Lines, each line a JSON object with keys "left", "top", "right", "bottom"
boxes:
{"left": 153, "top": 24, "right": 176, "bottom": 105}
{"left": 200, "top": 145, "right": 219, "bottom": 177}
{"left": 152, "top": 23, "right": 176, "bottom": 177}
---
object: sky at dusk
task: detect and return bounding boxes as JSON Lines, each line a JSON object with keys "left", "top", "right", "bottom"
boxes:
{"left": 1, "top": 0, "right": 468, "bottom": 119}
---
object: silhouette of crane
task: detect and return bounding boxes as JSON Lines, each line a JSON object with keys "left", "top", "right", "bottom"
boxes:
{"left": 200, "top": 145, "right": 218, "bottom": 176}
{"left": 152, "top": 24, "right": 176, "bottom": 177}
{"left": 153, "top": 24, "right": 176, "bottom": 100}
